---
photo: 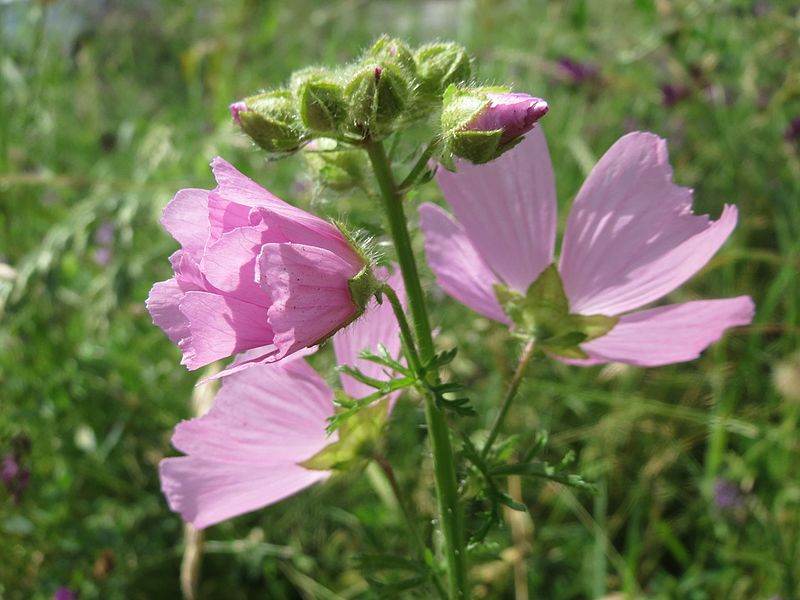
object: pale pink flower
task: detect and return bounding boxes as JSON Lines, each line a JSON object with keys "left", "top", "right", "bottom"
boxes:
{"left": 420, "top": 129, "right": 754, "bottom": 366}
{"left": 146, "top": 158, "right": 366, "bottom": 377}
{"left": 159, "top": 269, "right": 405, "bottom": 529}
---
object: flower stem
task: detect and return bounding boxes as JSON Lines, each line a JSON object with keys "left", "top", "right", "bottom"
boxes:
{"left": 398, "top": 138, "right": 440, "bottom": 192}
{"left": 481, "top": 338, "right": 536, "bottom": 460}
{"left": 381, "top": 283, "right": 422, "bottom": 374}
{"left": 374, "top": 452, "right": 449, "bottom": 600}
{"left": 365, "top": 140, "right": 468, "bottom": 600}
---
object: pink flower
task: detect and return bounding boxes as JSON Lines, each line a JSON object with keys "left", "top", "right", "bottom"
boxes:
{"left": 146, "top": 158, "right": 371, "bottom": 378}
{"left": 420, "top": 129, "right": 754, "bottom": 366}
{"left": 159, "top": 269, "right": 405, "bottom": 529}
{"left": 467, "top": 93, "right": 549, "bottom": 145}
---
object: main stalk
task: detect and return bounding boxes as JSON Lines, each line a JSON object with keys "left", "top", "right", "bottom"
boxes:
{"left": 365, "top": 140, "right": 468, "bottom": 599}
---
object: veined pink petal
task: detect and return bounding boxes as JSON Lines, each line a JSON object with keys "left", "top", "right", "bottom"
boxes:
{"left": 566, "top": 296, "right": 754, "bottom": 367}
{"left": 435, "top": 127, "right": 557, "bottom": 292}
{"left": 333, "top": 267, "right": 406, "bottom": 399}
{"left": 560, "top": 132, "right": 738, "bottom": 315}
{"left": 160, "top": 189, "right": 210, "bottom": 261}
{"left": 160, "top": 457, "right": 329, "bottom": 529}
{"left": 259, "top": 243, "right": 361, "bottom": 359}
{"left": 419, "top": 203, "right": 509, "bottom": 324}
{"left": 174, "top": 358, "right": 334, "bottom": 461}
{"left": 146, "top": 278, "right": 189, "bottom": 346}
{"left": 160, "top": 355, "right": 334, "bottom": 529}
{"left": 210, "top": 157, "right": 288, "bottom": 208}
{"left": 169, "top": 250, "right": 209, "bottom": 292}
{"left": 178, "top": 291, "right": 273, "bottom": 370}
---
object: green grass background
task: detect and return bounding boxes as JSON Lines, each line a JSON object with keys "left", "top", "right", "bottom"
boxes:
{"left": 1, "top": 0, "right": 799, "bottom": 598}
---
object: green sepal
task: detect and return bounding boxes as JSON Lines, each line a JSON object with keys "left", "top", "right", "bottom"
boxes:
{"left": 304, "top": 140, "right": 368, "bottom": 191}
{"left": 238, "top": 89, "right": 306, "bottom": 153}
{"left": 414, "top": 42, "right": 472, "bottom": 99}
{"left": 494, "top": 264, "right": 618, "bottom": 358}
{"left": 298, "top": 78, "right": 348, "bottom": 134}
{"left": 366, "top": 35, "right": 417, "bottom": 80}
{"left": 344, "top": 62, "right": 410, "bottom": 139}
{"left": 347, "top": 265, "right": 382, "bottom": 313}
{"left": 441, "top": 85, "right": 520, "bottom": 164}
{"left": 300, "top": 401, "right": 389, "bottom": 471}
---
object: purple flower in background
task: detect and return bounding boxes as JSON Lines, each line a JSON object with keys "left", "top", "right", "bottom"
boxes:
{"left": 661, "top": 83, "right": 690, "bottom": 108}
{"left": 2, "top": 435, "right": 31, "bottom": 504}
{"left": 713, "top": 478, "right": 744, "bottom": 511}
{"left": 53, "top": 587, "right": 76, "bottom": 600}
{"left": 93, "top": 222, "right": 114, "bottom": 266}
{"left": 784, "top": 117, "right": 800, "bottom": 144}
{"left": 555, "top": 57, "right": 599, "bottom": 85}
{"left": 420, "top": 128, "right": 754, "bottom": 366}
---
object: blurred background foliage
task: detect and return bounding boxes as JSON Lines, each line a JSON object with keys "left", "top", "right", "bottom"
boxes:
{"left": 1, "top": 0, "right": 799, "bottom": 598}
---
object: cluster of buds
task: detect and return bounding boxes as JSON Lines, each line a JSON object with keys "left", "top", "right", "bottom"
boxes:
{"left": 230, "top": 37, "right": 475, "bottom": 152}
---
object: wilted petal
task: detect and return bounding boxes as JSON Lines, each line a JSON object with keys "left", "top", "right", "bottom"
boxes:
{"left": 435, "top": 128, "right": 557, "bottom": 292}
{"left": 160, "top": 457, "right": 329, "bottom": 529}
{"left": 419, "top": 203, "right": 509, "bottom": 324}
{"left": 568, "top": 296, "right": 754, "bottom": 367}
{"left": 161, "top": 188, "right": 210, "bottom": 261}
{"left": 560, "top": 132, "right": 738, "bottom": 315}
{"left": 333, "top": 267, "right": 406, "bottom": 399}
{"left": 178, "top": 291, "right": 273, "bottom": 370}
{"left": 260, "top": 243, "right": 361, "bottom": 359}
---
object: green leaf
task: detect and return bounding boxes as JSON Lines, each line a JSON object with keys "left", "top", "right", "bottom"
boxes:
{"left": 494, "top": 264, "right": 618, "bottom": 358}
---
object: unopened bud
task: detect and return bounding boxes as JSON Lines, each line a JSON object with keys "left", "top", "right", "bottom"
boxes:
{"left": 230, "top": 90, "right": 305, "bottom": 153}
{"left": 414, "top": 42, "right": 472, "bottom": 99}
{"left": 345, "top": 63, "right": 410, "bottom": 139}
{"left": 442, "top": 87, "right": 548, "bottom": 164}
{"left": 304, "top": 139, "right": 368, "bottom": 192}
{"left": 366, "top": 36, "right": 417, "bottom": 80}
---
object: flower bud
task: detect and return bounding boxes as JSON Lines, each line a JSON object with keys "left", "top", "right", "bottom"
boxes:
{"left": 366, "top": 35, "right": 417, "bottom": 80}
{"left": 304, "top": 139, "right": 368, "bottom": 192}
{"left": 442, "top": 87, "right": 549, "bottom": 164}
{"left": 230, "top": 90, "right": 305, "bottom": 153}
{"left": 414, "top": 42, "right": 472, "bottom": 98}
{"left": 344, "top": 63, "right": 410, "bottom": 139}
{"left": 291, "top": 68, "right": 348, "bottom": 135}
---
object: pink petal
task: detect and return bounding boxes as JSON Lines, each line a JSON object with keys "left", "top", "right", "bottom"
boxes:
{"left": 419, "top": 203, "right": 509, "bottom": 324}
{"left": 178, "top": 291, "right": 274, "bottom": 370}
{"left": 333, "top": 267, "right": 406, "bottom": 399}
{"left": 259, "top": 243, "right": 361, "bottom": 359}
{"left": 169, "top": 250, "right": 209, "bottom": 292}
{"left": 435, "top": 127, "right": 557, "bottom": 292}
{"left": 160, "top": 189, "right": 210, "bottom": 261}
{"left": 160, "top": 457, "right": 328, "bottom": 529}
{"left": 200, "top": 227, "right": 271, "bottom": 307}
{"left": 567, "top": 296, "right": 754, "bottom": 367}
{"left": 160, "top": 357, "right": 334, "bottom": 528}
{"left": 146, "top": 278, "right": 189, "bottom": 345}
{"left": 174, "top": 358, "right": 334, "bottom": 461}
{"left": 559, "top": 132, "right": 738, "bottom": 315}
{"left": 210, "top": 157, "right": 288, "bottom": 208}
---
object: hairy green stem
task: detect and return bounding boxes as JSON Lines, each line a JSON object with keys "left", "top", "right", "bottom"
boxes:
{"left": 381, "top": 283, "right": 422, "bottom": 373}
{"left": 365, "top": 140, "right": 468, "bottom": 600}
{"left": 481, "top": 338, "right": 536, "bottom": 460}
{"left": 374, "top": 453, "right": 448, "bottom": 600}
{"left": 398, "top": 138, "right": 440, "bottom": 192}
